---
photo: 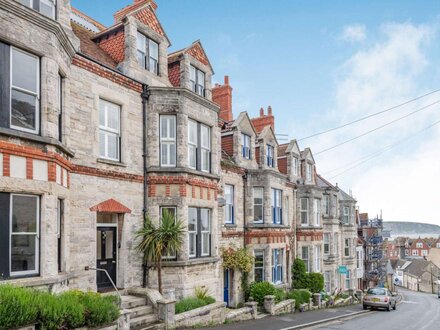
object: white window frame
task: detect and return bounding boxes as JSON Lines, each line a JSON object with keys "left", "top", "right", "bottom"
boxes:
{"left": 292, "top": 157, "right": 298, "bottom": 176}
{"left": 266, "top": 145, "right": 274, "bottom": 167}
{"left": 20, "top": 0, "right": 56, "bottom": 19}
{"left": 200, "top": 209, "right": 210, "bottom": 257}
{"left": 272, "top": 188, "right": 282, "bottom": 224}
{"left": 302, "top": 246, "right": 310, "bottom": 272}
{"left": 345, "top": 270, "right": 351, "bottom": 290}
{"left": 324, "top": 271, "right": 331, "bottom": 293}
{"left": 300, "top": 198, "right": 309, "bottom": 226}
{"left": 190, "top": 65, "right": 205, "bottom": 97}
{"left": 137, "top": 32, "right": 159, "bottom": 75}
{"left": 416, "top": 242, "right": 423, "bottom": 248}
{"left": 224, "top": 185, "right": 234, "bottom": 224}
{"left": 323, "top": 233, "right": 330, "bottom": 255}
{"left": 344, "top": 238, "right": 350, "bottom": 257}
{"left": 160, "top": 206, "right": 177, "bottom": 260}
{"left": 306, "top": 163, "right": 312, "bottom": 181}
{"left": 188, "top": 119, "right": 197, "bottom": 169}
{"left": 188, "top": 208, "right": 197, "bottom": 258}
{"left": 323, "top": 195, "right": 330, "bottom": 216}
{"left": 314, "top": 198, "right": 321, "bottom": 226}
{"left": 200, "top": 124, "right": 211, "bottom": 173}
{"left": 315, "top": 245, "right": 321, "bottom": 272}
{"left": 10, "top": 194, "right": 40, "bottom": 277}
{"left": 343, "top": 206, "right": 349, "bottom": 224}
{"left": 254, "top": 250, "right": 265, "bottom": 282}
{"left": 253, "top": 187, "right": 264, "bottom": 223}
{"left": 272, "top": 248, "right": 283, "bottom": 284}
{"left": 412, "top": 250, "right": 419, "bottom": 256}
{"left": 10, "top": 47, "right": 40, "bottom": 134}
{"left": 241, "top": 133, "right": 251, "bottom": 159}
{"left": 99, "top": 99, "right": 121, "bottom": 161}
{"left": 160, "top": 115, "right": 176, "bottom": 167}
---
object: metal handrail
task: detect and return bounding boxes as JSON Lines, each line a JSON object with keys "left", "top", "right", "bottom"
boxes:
{"left": 85, "top": 266, "right": 122, "bottom": 307}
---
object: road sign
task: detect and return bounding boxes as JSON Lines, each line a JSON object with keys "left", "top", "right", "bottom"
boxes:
{"left": 338, "top": 265, "right": 347, "bottom": 274}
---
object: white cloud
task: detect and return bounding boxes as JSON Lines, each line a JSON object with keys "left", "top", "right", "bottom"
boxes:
{"left": 341, "top": 24, "right": 367, "bottom": 43}
{"left": 302, "top": 21, "right": 440, "bottom": 224}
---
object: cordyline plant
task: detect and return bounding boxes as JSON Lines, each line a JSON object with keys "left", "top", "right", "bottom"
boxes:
{"left": 135, "top": 210, "right": 185, "bottom": 294}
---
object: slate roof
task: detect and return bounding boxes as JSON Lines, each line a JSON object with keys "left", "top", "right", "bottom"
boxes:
{"left": 404, "top": 259, "right": 431, "bottom": 278}
{"left": 278, "top": 143, "right": 288, "bottom": 157}
{"left": 316, "top": 174, "right": 338, "bottom": 191}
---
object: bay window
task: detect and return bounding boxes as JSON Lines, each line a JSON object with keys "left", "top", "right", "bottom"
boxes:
{"left": 190, "top": 65, "right": 205, "bottom": 97}
{"left": 302, "top": 246, "right": 310, "bottom": 272}
{"left": 224, "top": 185, "right": 234, "bottom": 224}
{"left": 300, "top": 198, "right": 308, "bottom": 225}
{"left": 161, "top": 207, "right": 177, "bottom": 260}
{"left": 314, "top": 198, "right": 321, "bottom": 226}
{"left": 188, "top": 119, "right": 211, "bottom": 172}
{"left": 272, "top": 249, "right": 283, "bottom": 284}
{"left": 315, "top": 245, "right": 321, "bottom": 272}
{"left": 160, "top": 115, "right": 176, "bottom": 167}
{"left": 241, "top": 133, "right": 251, "bottom": 159}
{"left": 323, "top": 233, "right": 330, "bottom": 256}
{"left": 272, "top": 188, "right": 282, "bottom": 224}
{"left": 188, "top": 207, "right": 211, "bottom": 258}
{"left": 253, "top": 187, "right": 264, "bottom": 223}
{"left": 19, "top": 0, "right": 56, "bottom": 19}
{"left": 345, "top": 270, "right": 351, "bottom": 289}
{"left": 0, "top": 193, "right": 40, "bottom": 279}
{"left": 137, "top": 32, "right": 159, "bottom": 75}
{"left": 267, "top": 145, "right": 274, "bottom": 167}
{"left": 99, "top": 99, "right": 121, "bottom": 161}
{"left": 344, "top": 238, "right": 350, "bottom": 257}
{"left": 254, "top": 250, "right": 264, "bottom": 282}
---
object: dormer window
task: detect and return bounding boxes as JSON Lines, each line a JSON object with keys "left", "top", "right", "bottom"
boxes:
{"left": 19, "top": 0, "right": 56, "bottom": 19}
{"left": 241, "top": 133, "right": 251, "bottom": 159}
{"left": 292, "top": 157, "right": 298, "bottom": 176}
{"left": 267, "top": 145, "right": 274, "bottom": 167}
{"left": 190, "top": 65, "right": 205, "bottom": 97}
{"left": 306, "top": 163, "right": 312, "bottom": 181}
{"left": 137, "top": 32, "right": 159, "bottom": 75}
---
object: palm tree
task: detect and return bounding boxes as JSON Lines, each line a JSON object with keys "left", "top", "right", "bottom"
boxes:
{"left": 135, "top": 210, "right": 185, "bottom": 294}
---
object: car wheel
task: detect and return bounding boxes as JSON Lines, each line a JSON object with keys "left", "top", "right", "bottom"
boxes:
{"left": 387, "top": 304, "right": 391, "bottom": 311}
{"left": 393, "top": 303, "right": 396, "bottom": 311}
{"left": 363, "top": 305, "right": 367, "bottom": 310}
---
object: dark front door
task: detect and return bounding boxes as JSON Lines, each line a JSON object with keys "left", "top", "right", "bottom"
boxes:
{"left": 224, "top": 269, "right": 230, "bottom": 306}
{"left": 96, "top": 226, "right": 117, "bottom": 290}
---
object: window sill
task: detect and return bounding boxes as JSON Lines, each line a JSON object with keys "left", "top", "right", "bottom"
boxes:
{"left": 147, "top": 166, "right": 220, "bottom": 180}
{"left": 161, "top": 256, "right": 220, "bottom": 267}
{"left": 246, "top": 223, "right": 290, "bottom": 229}
{"left": 0, "top": 127, "right": 75, "bottom": 157}
{"left": 224, "top": 224, "right": 237, "bottom": 228}
{"left": 1, "top": 272, "right": 76, "bottom": 287}
{"left": 97, "top": 158, "right": 127, "bottom": 167}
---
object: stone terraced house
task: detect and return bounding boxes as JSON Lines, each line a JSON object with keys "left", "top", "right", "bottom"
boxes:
{"left": 0, "top": 0, "right": 361, "bottom": 310}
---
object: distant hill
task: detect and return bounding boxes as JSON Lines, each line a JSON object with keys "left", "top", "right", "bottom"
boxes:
{"left": 384, "top": 221, "right": 440, "bottom": 238}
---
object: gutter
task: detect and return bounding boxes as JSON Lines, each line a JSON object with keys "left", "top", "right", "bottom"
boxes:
{"left": 141, "top": 84, "right": 150, "bottom": 288}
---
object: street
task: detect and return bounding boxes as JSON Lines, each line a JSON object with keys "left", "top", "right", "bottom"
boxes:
{"left": 314, "top": 288, "right": 440, "bottom": 330}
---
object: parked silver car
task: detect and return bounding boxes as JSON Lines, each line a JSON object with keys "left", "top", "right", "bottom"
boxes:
{"left": 363, "top": 287, "right": 397, "bottom": 311}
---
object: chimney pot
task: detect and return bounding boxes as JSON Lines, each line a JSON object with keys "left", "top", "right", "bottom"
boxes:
{"left": 260, "top": 107, "right": 264, "bottom": 117}
{"left": 268, "top": 105, "right": 273, "bottom": 116}
{"left": 224, "top": 76, "right": 229, "bottom": 85}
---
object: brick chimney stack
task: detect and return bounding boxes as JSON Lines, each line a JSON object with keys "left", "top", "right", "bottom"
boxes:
{"left": 251, "top": 105, "right": 275, "bottom": 134}
{"left": 212, "top": 76, "right": 233, "bottom": 122}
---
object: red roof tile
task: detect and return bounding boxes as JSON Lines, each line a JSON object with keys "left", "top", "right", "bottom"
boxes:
{"left": 90, "top": 198, "right": 132, "bottom": 213}
{"left": 168, "top": 61, "right": 181, "bottom": 87}
{"left": 96, "top": 29, "right": 126, "bottom": 63}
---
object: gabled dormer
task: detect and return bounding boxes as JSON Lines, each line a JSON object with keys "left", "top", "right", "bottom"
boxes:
{"left": 256, "top": 125, "right": 279, "bottom": 171}
{"left": 278, "top": 139, "right": 301, "bottom": 182}
{"left": 90, "top": 0, "right": 171, "bottom": 86}
{"left": 300, "top": 148, "right": 316, "bottom": 185}
{"left": 168, "top": 40, "right": 214, "bottom": 100}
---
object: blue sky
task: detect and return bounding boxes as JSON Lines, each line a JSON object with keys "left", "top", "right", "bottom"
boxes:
{"left": 72, "top": 1, "right": 440, "bottom": 224}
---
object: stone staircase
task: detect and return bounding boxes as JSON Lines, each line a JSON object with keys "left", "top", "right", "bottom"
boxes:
{"left": 121, "top": 295, "right": 164, "bottom": 330}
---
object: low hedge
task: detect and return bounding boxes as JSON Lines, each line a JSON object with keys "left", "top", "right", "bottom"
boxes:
{"left": 249, "top": 282, "right": 276, "bottom": 306}
{"left": 0, "top": 285, "right": 119, "bottom": 329}
{"left": 175, "top": 296, "right": 216, "bottom": 314}
{"left": 287, "top": 289, "right": 311, "bottom": 309}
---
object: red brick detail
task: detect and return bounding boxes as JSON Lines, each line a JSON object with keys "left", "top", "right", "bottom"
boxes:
{"left": 48, "top": 162, "right": 56, "bottom": 182}
{"left": 296, "top": 230, "right": 324, "bottom": 241}
{"left": 71, "top": 164, "right": 143, "bottom": 183}
{"left": 278, "top": 157, "right": 287, "bottom": 175}
{"left": 90, "top": 198, "right": 132, "bottom": 213}
{"left": 96, "top": 30, "right": 125, "bottom": 63}
{"left": 244, "top": 230, "right": 291, "bottom": 245}
{"left": 187, "top": 42, "right": 209, "bottom": 66}
{"left": 134, "top": 7, "right": 165, "bottom": 37}
{"left": 221, "top": 135, "right": 233, "bottom": 157}
{"left": 168, "top": 61, "right": 181, "bottom": 87}
{"left": 148, "top": 184, "right": 156, "bottom": 197}
{"left": 192, "top": 186, "right": 196, "bottom": 198}
{"left": 222, "top": 231, "right": 243, "bottom": 238}
{"left": 165, "top": 184, "right": 170, "bottom": 197}
{"left": 251, "top": 106, "right": 275, "bottom": 134}
{"left": 114, "top": 0, "right": 158, "bottom": 24}
{"left": 26, "top": 158, "right": 33, "bottom": 180}
{"left": 212, "top": 76, "right": 233, "bottom": 122}
{"left": 255, "top": 146, "right": 260, "bottom": 165}
{"left": 72, "top": 56, "right": 142, "bottom": 93}
{"left": 207, "top": 188, "right": 211, "bottom": 200}
{"left": 3, "top": 153, "right": 10, "bottom": 177}
{"left": 67, "top": 172, "right": 70, "bottom": 188}
{"left": 179, "top": 184, "right": 187, "bottom": 197}
{"left": 147, "top": 176, "right": 218, "bottom": 189}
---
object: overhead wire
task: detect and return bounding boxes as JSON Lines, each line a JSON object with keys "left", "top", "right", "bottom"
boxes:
{"left": 298, "top": 88, "right": 440, "bottom": 142}
{"left": 314, "top": 99, "right": 440, "bottom": 156}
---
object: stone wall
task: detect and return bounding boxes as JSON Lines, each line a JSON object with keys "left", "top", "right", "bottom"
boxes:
{"left": 174, "top": 302, "right": 226, "bottom": 329}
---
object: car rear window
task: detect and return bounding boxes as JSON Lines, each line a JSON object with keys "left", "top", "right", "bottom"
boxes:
{"left": 367, "top": 288, "right": 386, "bottom": 295}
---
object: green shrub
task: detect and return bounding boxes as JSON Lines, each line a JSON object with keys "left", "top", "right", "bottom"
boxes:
{"left": 0, "top": 285, "right": 39, "bottom": 329}
{"left": 249, "top": 281, "right": 276, "bottom": 306}
{"left": 274, "top": 288, "right": 286, "bottom": 303}
{"left": 0, "top": 285, "right": 118, "bottom": 329}
{"left": 194, "top": 287, "right": 210, "bottom": 301}
{"left": 287, "top": 289, "right": 311, "bottom": 309}
{"left": 307, "top": 273, "right": 324, "bottom": 293}
{"left": 175, "top": 296, "right": 215, "bottom": 314}
{"left": 291, "top": 259, "right": 309, "bottom": 289}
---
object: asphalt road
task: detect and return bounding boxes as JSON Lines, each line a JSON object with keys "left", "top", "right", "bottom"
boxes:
{"left": 314, "top": 288, "right": 440, "bottom": 330}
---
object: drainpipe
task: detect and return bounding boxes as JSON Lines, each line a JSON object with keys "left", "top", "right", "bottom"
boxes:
{"left": 242, "top": 172, "right": 248, "bottom": 249}
{"left": 141, "top": 84, "right": 150, "bottom": 288}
